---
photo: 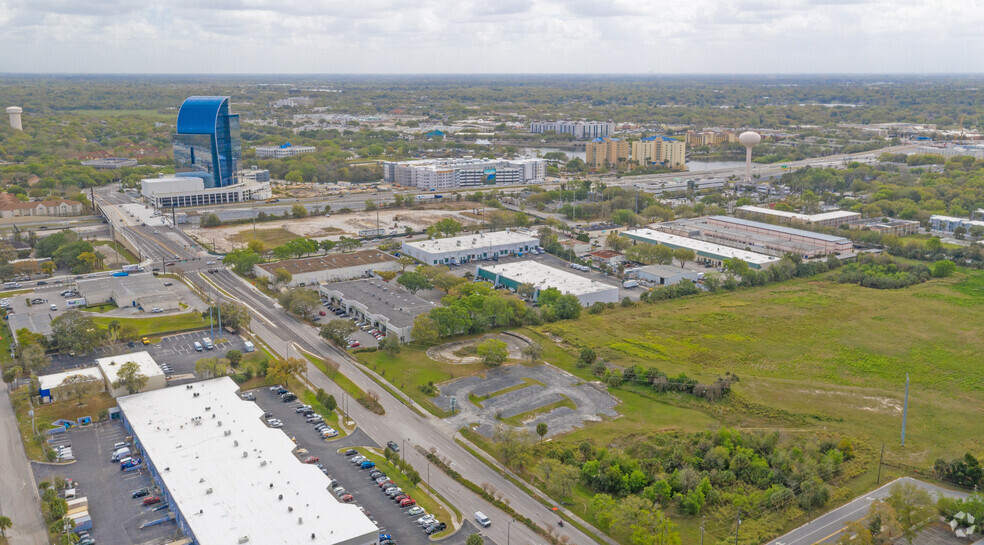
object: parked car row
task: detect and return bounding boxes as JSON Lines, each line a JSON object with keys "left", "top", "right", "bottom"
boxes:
{"left": 342, "top": 448, "right": 443, "bottom": 536}
{"left": 295, "top": 403, "right": 339, "bottom": 439}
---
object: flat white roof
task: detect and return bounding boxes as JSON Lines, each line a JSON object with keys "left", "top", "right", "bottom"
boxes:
{"left": 623, "top": 229, "right": 780, "bottom": 265}
{"left": 930, "top": 214, "right": 984, "bottom": 227}
{"left": 404, "top": 230, "right": 537, "bottom": 255}
{"left": 117, "top": 377, "right": 376, "bottom": 545}
{"left": 738, "top": 205, "right": 860, "bottom": 222}
{"left": 38, "top": 367, "right": 104, "bottom": 391}
{"left": 478, "top": 261, "right": 619, "bottom": 297}
{"left": 96, "top": 351, "right": 164, "bottom": 384}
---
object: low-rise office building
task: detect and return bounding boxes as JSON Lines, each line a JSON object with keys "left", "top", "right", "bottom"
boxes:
{"left": 319, "top": 279, "right": 434, "bottom": 342}
{"left": 239, "top": 167, "right": 271, "bottom": 183}
{"left": 76, "top": 273, "right": 180, "bottom": 311}
{"left": 254, "top": 143, "right": 317, "bottom": 158}
{"left": 253, "top": 249, "right": 399, "bottom": 287}
{"left": 622, "top": 228, "right": 780, "bottom": 269}
{"left": 37, "top": 367, "right": 106, "bottom": 403}
{"left": 587, "top": 250, "right": 625, "bottom": 268}
{"left": 401, "top": 230, "right": 539, "bottom": 266}
{"left": 635, "top": 178, "right": 725, "bottom": 195}
{"left": 141, "top": 176, "right": 272, "bottom": 209}
{"left": 736, "top": 205, "right": 861, "bottom": 228}
{"left": 8, "top": 313, "right": 54, "bottom": 347}
{"left": 117, "top": 377, "right": 378, "bottom": 545}
{"left": 383, "top": 158, "right": 545, "bottom": 190}
{"left": 96, "top": 351, "right": 165, "bottom": 398}
{"left": 475, "top": 261, "right": 620, "bottom": 306}
{"left": 636, "top": 264, "right": 700, "bottom": 285}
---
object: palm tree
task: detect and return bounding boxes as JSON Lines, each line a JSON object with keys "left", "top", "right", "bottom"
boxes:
{"left": 0, "top": 515, "right": 12, "bottom": 539}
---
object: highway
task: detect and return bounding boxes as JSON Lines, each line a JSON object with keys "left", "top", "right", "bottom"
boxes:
{"left": 94, "top": 191, "right": 603, "bottom": 545}
{"left": 768, "top": 477, "right": 969, "bottom": 545}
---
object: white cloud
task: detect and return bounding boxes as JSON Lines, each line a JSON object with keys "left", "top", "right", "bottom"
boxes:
{"left": 1, "top": 0, "right": 983, "bottom": 73}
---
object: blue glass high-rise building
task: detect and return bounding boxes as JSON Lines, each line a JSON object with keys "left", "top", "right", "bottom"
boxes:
{"left": 172, "top": 96, "right": 241, "bottom": 188}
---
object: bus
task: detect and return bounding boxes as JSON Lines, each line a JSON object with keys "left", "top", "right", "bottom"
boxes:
{"left": 122, "top": 265, "right": 142, "bottom": 273}
{"left": 415, "top": 194, "right": 444, "bottom": 200}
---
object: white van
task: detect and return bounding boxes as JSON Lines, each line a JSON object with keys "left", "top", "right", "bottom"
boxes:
{"left": 111, "top": 447, "right": 130, "bottom": 461}
{"left": 474, "top": 511, "right": 491, "bottom": 527}
{"left": 193, "top": 341, "right": 203, "bottom": 352}
{"left": 243, "top": 341, "right": 255, "bottom": 353}
{"left": 113, "top": 442, "right": 127, "bottom": 450}
{"left": 202, "top": 337, "right": 214, "bottom": 350}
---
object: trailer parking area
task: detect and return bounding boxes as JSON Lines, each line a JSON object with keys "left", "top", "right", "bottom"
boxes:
{"left": 31, "top": 420, "right": 180, "bottom": 545}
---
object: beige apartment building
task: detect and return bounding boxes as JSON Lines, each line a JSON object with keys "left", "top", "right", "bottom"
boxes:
{"left": 586, "top": 137, "right": 629, "bottom": 168}
{"left": 631, "top": 136, "right": 687, "bottom": 168}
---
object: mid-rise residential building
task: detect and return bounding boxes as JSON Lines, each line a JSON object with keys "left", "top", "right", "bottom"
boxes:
{"left": 686, "top": 130, "right": 738, "bottom": 147}
{"left": 529, "top": 120, "right": 615, "bottom": 140}
{"left": 736, "top": 205, "right": 861, "bottom": 228}
{"left": 383, "top": 158, "right": 545, "bottom": 190}
{"left": 930, "top": 214, "right": 984, "bottom": 233}
{"left": 0, "top": 193, "right": 83, "bottom": 218}
{"left": 254, "top": 143, "right": 317, "bottom": 158}
{"left": 586, "top": 137, "right": 629, "bottom": 168}
{"left": 631, "top": 136, "right": 686, "bottom": 168}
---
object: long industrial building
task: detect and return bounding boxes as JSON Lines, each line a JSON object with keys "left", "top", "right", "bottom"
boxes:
{"left": 475, "top": 261, "right": 620, "bottom": 306}
{"left": 319, "top": 279, "right": 435, "bottom": 342}
{"left": 401, "top": 230, "right": 538, "bottom": 265}
{"left": 736, "top": 205, "right": 860, "bottom": 228}
{"left": 253, "top": 249, "right": 399, "bottom": 287}
{"left": 382, "top": 158, "right": 545, "bottom": 190}
{"left": 621, "top": 228, "right": 780, "bottom": 269}
{"left": 117, "top": 377, "right": 378, "bottom": 545}
{"left": 656, "top": 216, "right": 852, "bottom": 257}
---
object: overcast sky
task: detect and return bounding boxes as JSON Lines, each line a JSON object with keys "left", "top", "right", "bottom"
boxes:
{"left": 1, "top": 0, "right": 983, "bottom": 74}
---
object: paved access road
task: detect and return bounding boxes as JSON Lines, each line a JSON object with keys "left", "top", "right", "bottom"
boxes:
{"left": 768, "top": 477, "right": 969, "bottom": 545}
{"left": 0, "top": 385, "right": 48, "bottom": 545}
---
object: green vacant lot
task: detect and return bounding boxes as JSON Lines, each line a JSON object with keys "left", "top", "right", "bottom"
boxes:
{"left": 234, "top": 227, "right": 299, "bottom": 248}
{"left": 91, "top": 312, "right": 206, "bottom": 336}
{"left": 538, "top": 269, "right": 984, "bottom": 465}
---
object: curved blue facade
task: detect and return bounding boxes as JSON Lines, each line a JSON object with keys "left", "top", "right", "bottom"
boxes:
{"left": 173, "top": 96, "right": 241, "bottom": 188}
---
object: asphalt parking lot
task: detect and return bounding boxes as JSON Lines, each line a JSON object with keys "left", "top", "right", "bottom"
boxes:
{"left": 46, "top": 329, "right": 250, "bottom": 381}
{"left": 319, "top": 300, "right": 381, "bottom": 349}
{"left": 248, "top": 386, "right": 486, "bottom": 545}
{"left": 32, "top": 420, "right": 180, "bottom": 545}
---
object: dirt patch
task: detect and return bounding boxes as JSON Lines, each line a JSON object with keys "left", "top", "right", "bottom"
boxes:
{"left": 186, "top": 208, "right": 480, "bottom": 252}
{"left": 797, "top": 389, "right": 903, "bottom": 414}
{"left": 428, "top": 333, "right": 531, "bottom": 365}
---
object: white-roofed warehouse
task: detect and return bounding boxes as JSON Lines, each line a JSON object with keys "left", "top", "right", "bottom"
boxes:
{"left": 401, "top": 230, "right": 538, "bottom": 266}
{"left": 117, "top": 377, "right": 377, "bottom": 545}
{"left": 475, "top": 261, "right": 619, "bottom": 306}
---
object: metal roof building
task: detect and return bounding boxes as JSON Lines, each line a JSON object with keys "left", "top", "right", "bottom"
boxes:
{"left": 319, "top": 279, "right": 435, "bottom": 342}
{"left": 622, "top": 229, "right": 780, "bottom": 269}
{"left": 401, "top": 231, "right": 538, "bottom": 266}
{"left": 254, "top": 250, "right": 399, "bottom": 287}
{"left": 736, "top": 206, "right": 861, "bottom": 228}
{"left": 117, "top": 377, "right": 377, "bottom": 545}
{"left": 475, "top": 261, "right": 620, "bottom": 306}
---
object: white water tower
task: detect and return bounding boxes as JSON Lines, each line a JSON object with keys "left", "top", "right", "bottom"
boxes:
{"left": 739, "top": 131, "right": 761, "bottom": 182}
{"left": 6, "top": 107, "right": 22, "bottom": 130}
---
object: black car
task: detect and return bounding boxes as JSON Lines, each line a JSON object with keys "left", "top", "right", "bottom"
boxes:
{"left": 282, "top": 393, "right": 297, "bottom": 402}
{"left": 36, "top": 281, "right": 47, "bottom": 285}
{"left": 344, "top": 448, "right": 357, "bottom": 457}
{"left": 386, "top": 441, "right": 400, "bottom": 452}
{"left": 127, "top": 341, "right": 137, "bottom": 348}
{"left": 131, "top": 489, "right": 150, "bottom": 499}
{"left": 424, "top": 522, "right": 446, "bottom": 534}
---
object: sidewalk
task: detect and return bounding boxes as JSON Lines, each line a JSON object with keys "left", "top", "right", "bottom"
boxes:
{"left": 0, "top": 384, "right": 48, "bottom": 545}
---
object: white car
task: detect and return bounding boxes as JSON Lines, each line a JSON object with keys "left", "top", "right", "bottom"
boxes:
{"left": 321, "top": 428, "right": 338, "bottom": 438}
{"left": 206, "top": 261, "right": 216, "bottom": 265}
{"left": 150, "top": 308, "right": 163, "bottom": 313}
{"left": 269, "top": 419, "right": 283, "bottom": 428}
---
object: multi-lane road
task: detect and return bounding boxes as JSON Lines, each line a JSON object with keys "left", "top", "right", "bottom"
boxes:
{"left": 94, "top": 191, "right": 602, "bottom": 545}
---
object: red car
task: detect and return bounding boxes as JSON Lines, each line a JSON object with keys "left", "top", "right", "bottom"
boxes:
{"left": 143, "top": 496, "right": 161, "bottom": 505}
{"left": 399, "top": 498, "right": 416, "bottom": 507}
{"left": 303, "top": 456, "right": 319, "bottom": 464}
{"left": 165, "top": 262, "right": 176, "bottom": 266}
{"left": 340, "top": 494, "right": 354, "bottom": 502}
{"left": 319, "top": 310, "right": 327, "bottom": 316}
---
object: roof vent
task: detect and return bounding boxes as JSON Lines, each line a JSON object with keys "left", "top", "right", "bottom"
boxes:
{"left": 223, "top": 430, "right": 231, "bottom": 436}
{"left": 234, "top": 440, "right": 239, "bottom": 447}
{"left": 288, "top": 506, "right": 294, "bottom": 512}
{"left": 298, "top": 517, "right": 303, "bottom": 525}
{"left": 278, "top": 494, "right": 283, "bottom": 500}
{"left": 260, "top": 461, "right": 267, "bottom": 467}
{"left": 242, "top": 451, "right": 248, "bottom": 458}
{"left": 311, "top": 534, "right": 316, "bottom": 540}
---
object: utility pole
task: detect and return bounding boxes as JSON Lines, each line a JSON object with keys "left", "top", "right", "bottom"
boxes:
{"left": 734, "top": 508, "right": 742, "bottom": 545}
{"left": 877, "top": 444, "right": 885, "bottom": 484}
{"left": 208, "top": 288, "right": 215, "bottom": 340}
{"left": 902, "top": 373, "right": 909, "bottom": 447}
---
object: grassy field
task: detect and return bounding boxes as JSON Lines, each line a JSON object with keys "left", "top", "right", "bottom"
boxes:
{"left": 356, "top": 340, "right": 488, "bottom": 416}
{"left": 536, "top": 269, "right": 984, "bottom": 465}
{"left": 93, "top": 240, "right": 139, "bottom": 264}
{"left": 234, "top": 227, "right": 299, "bottom": 248}
{"left": 90, "top": 312, "right": 207, "bottom": 336}
{"left": 10, "top": 385, "right": 117, "bottom": 460}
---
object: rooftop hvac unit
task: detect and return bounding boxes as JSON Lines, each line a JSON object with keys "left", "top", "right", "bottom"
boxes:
{"left": 242, "top": 451, "right": 248, "bottom": 458}
{"left": 238, "top": 537, "right": 249, "bottom": 544}
{"left": 223, "top": 430, "right": 231, "bottom": 436}
{"left": 206, "top": 488, "right": 213, "bottom": 494}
